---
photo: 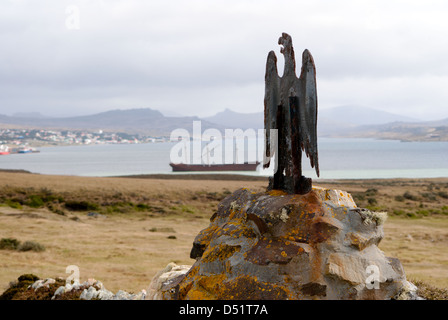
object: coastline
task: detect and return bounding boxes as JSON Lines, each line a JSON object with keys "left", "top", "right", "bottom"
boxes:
{"left": 3, "top": 167, "right": 448, "bottom": 182}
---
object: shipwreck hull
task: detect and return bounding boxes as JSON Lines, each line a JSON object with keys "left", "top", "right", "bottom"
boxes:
{"left": 169, "top": 162, "right": 260, "bottom": 172}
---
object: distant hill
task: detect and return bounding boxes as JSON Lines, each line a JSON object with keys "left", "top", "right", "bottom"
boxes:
{"left": 317, "top": 107, "right": 448, "bottom": 141}
{"left": 12, "top": 112, "right": 47, "bottom": 119}
{"left": 346, "top": 117, "right": 448, "bottom": 141}
{"left": 202, "top": 108, "right": 264, "bottom": 130}
{"left": 317, "top": 105, "right": 420, "bottom": 137}
{"left": 200, "top": 105, "right": 420, "bottom": 135}
{"left": 201, "top": 106, "right": 448, "bottom": 141}
{"left": 0, "top": 108, "right": 224, "bottom": 136}
{"left": 1, "top": 106, "right": 446, "bottom": 141}
{"left": 319, "top": 105, "right": 418, "bottom": 126}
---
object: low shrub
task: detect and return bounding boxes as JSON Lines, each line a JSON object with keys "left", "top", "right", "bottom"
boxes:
{"left": 403, "top": 191, "right": 418, "bottom": 201}
{"left": 441, "top": 206, "right": 448, "bottom": 215}
{"left": 135, "top": 203, "right": 151, "bottom": 211}
{"left": 406, "top": 212, "right": 418, "bottom": 219}
{"left": 411, "top": 279, "right": 448, "bottom": 300}
{"left": 352, "top": 193, "right": 365, "bottom": 202}
{"left": 420, "top": 193, "right": 437, "bottom": 201}
{"left": 0, "top": 274, "right": 40, "bottom": 300}
{"left": 26, "top": 195, "right": 45, "bottom": 208}
{"left": 5, "top": 200, "right": 22, "bottom": 209}
{"left": 365, "top": 188, "right": 378, "bottom": 196}
{"left": 180, "top": 205, "right": 196, "bottom": 214}
{"left": 106, "top": 202, "right": 134, "bottom": 213}
{"left": 438, "top": 191, "right": 448, "bottom": 199}
{"left": 415, "top": 209, "right": 430, "bottom": 217}
{"left": 17, "top": 241, "right": 45, "bottom": 252}
{"left": 65, "top": 200, "right": 99, "bottom": 211}
{"left": 0, "top": 238, "right": 21, "bottom": 250}
{"left": 392, "top": 209, "right": 406, "bottom": 216}
{"left": 46, "top": 203, "right": 66, "bottom": 215}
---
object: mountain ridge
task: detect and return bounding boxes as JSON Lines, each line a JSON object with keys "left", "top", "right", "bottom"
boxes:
{"left": 1, "top": 106, "right": 447, "bottom": 141}
{"left": 202, "top": 108, "right": 264, "bottom": 130}
{"left": 0, "top": 108, "right": 221, "bottom": 136}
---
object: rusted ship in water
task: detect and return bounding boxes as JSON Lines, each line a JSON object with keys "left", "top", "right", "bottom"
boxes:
{"left": 169, "top": 161, "right": 260, "bottom": 172}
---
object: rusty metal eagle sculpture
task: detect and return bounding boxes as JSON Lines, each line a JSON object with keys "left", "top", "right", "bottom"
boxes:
{"left": 264, "top": 33, "right": 319, "bottom": 194}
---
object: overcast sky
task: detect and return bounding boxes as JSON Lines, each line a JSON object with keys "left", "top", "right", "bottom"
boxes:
{"left": 1, "top": 0, "right": 448, "bottom": 120}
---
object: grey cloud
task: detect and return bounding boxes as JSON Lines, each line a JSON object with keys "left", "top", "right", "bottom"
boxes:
{"left": 1, "top": 0, "right": 448, "bottom": 120}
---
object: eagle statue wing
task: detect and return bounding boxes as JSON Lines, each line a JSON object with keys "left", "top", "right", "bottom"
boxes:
{"left": 298, "top": 49, "right": 319, "bottom": 177}
{"left": 263, "top": 50, "right": 280, "bottom": 169}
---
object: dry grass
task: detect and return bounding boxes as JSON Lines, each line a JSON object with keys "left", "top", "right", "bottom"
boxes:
{"left": 0, "top": 207, "right": 207, "bottom": 294}
{"left": 0, "top": 172, "right": 266, "bottom": 295}
{"left": 0, "top": 172, "right": 447, "bottom": 296}
{"left": 379, "top": 216, "right": 448, "bottom": 288}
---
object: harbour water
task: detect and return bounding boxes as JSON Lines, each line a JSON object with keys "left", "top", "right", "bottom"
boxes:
{"left": 0, "top": 138, "right": 447, "bottom": 179}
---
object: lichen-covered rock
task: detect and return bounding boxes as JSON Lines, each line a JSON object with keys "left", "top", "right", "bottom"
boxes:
{"left": 149, "top": 187, "right": 417, "bottom": 300}
{"left": 146, "top": 262, "right": 192, "bottom": 300}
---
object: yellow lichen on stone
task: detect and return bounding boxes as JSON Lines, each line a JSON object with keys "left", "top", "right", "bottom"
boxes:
{"left": 193, "top": 225, "right": 220, "bottom": 250}
{"left": 228, "top": 204, "right": 241, "bottom": 220}
{"left": 185, "top": 273, "right": 227, "bottom": 300}
{"left": 268, "top": 189, "right": 288, "bottom": 196}
{"left": 218, "top": 275, "right": 295, "bottom": 300}
{"left": 220, "top": 218, "right": 257, "bottom": 239}
{"left": 345, "top": 232, "right": 370, "bottom": 251}
{"left": 313, "top": 187, "right": 357, "bottom": 208}
{"left": 201, "top": 244, "right": 241, "bottom": 263}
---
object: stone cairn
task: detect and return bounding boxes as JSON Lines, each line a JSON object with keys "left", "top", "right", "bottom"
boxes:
{"left": 147, "top": 33, "right": 420, "bottom": 300}
{"left": 147, "top": 187, "right": 419, "bottom": 300}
